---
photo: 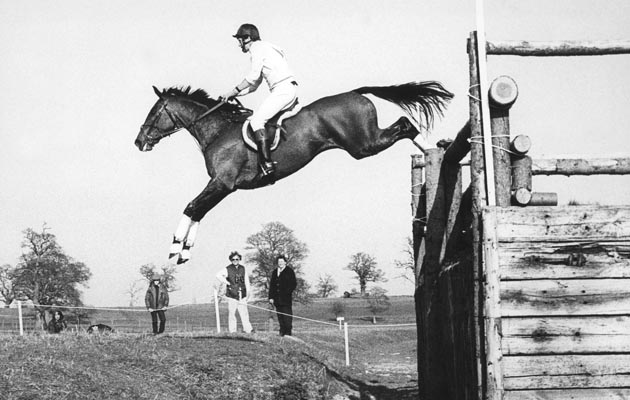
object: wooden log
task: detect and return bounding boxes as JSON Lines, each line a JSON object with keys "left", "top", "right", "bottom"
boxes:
{"left": 502, "top": 316, "right": 630, "bottom": 355}
{"left": 467, "top": 32, "right": 484, "bottom": 400}
{"left": 411, "top": 154, "right": 425, "bottom": 284}
{"left": 494, "top": 205, "right": 630, "bottom": 241}
{"left": 490, "top": 89, "right": 512, "bottom": 207}
{"left": 489, "top": 75, "right": 518, "bottom": 108}
{"left": 500, "top": 278, "right": 630, "bottom": 317}
{"left": 482, "top": 208, "right": 505, "bottom": 399}
{"left": 512, "top": 190, "right": 558, "bottom": 206}
{"left": 411, "top": 154, "right": 424, "bottom": 216}
{"left": 411, "top": 153, "right": 424, "bottom": 169}
{"left": 418, "top": 148, "right": 449, "bottom": 400}
{"left": 505, "top": 388, "right": 630, "bottom": 400}
{"left": 487, "top": 39, "right": 630, "bottom": 56}
{"left": 529, "top": 192, "right": 558, "bottom": 206}
{"left": 443, "top": 121, "right": 472, "bottom": 165}
{"left": 512, "top": 188, "right": 532, "bottom": 206}
{"left": 503, "top": 354, "right": 630, "bottom": 389}
{"left": 531, "top": 157, "right": 630, "bottom": 175}
{"left": 511, "top": 155, "right": 532, "bottom": 206}
{"left": 510, "top": 135, "right": 531, "bottom": 156}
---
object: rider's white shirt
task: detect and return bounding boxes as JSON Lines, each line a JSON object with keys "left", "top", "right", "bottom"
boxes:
{"left": 244, "top": 41, "right": 295, "bottom": 90}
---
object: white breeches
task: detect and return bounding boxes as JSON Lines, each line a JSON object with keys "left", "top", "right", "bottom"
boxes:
{"left": 250, "top": 80, "right": 297, "bottom": 131}
{"left": 227, "top": 297, "right": 253, "bottom": 333}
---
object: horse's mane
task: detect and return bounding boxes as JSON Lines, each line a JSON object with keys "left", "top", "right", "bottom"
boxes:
{"left": 162, "top": 86, "right": 248, "bottom": 115}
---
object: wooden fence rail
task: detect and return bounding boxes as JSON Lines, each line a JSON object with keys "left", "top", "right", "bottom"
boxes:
{"left": 487, "top": 40, "right": 630, "bottom": 56}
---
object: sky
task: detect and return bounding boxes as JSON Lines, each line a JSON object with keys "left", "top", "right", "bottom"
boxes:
{"left": 1, "top": 1, "right": 629, "bottom": 307}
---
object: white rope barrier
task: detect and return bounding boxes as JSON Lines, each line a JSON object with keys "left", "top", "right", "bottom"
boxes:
{"left": 8, "top": 296, "right": 417, "bottom": 366}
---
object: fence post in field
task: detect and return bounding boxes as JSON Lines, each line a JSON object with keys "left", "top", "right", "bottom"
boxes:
{"left": 17, "top": 300, "right": 24, "bottom": 336}
{"left": 344, "top": 322, "right": 350, "bottom": 366}
{"left": 214, "top": 289, "right": 221, "bottom": 333}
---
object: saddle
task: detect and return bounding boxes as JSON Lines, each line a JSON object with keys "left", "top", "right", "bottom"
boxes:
{"left": 242, "top": 98, "right": 302, "bottom": 151}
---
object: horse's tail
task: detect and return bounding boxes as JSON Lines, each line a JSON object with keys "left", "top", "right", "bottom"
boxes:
{"left": 353, "top": 81, "right": 454, "bottom": 129}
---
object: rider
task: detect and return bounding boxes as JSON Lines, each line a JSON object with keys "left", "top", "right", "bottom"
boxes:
{"left": 219, "top": 23, "right": 298, "bottom": 177}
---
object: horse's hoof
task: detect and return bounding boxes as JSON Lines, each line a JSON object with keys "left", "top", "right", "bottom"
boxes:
{"left": 168, "top": 253, "right": 179, "bottom": 260}
{"left": 177, "top": 256, "right": 189, "bottom": 265}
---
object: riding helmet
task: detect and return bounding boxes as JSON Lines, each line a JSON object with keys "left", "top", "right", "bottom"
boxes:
{"left": 233, "top": 24, "right": 260, "bottom": 41}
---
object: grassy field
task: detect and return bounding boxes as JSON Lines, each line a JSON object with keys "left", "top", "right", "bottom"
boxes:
{"left": 0, "top": 296, "right": 418, "bottom": 400}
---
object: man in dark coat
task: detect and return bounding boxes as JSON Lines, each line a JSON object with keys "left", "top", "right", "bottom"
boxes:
{"left": 145, "top": 272, "right": 169, "bottom": 334}
{"left": 268, "top": 255, "right": 297, "bottom": 336}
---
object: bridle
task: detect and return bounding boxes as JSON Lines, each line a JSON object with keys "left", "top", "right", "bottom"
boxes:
{"left": 141, "top": 99, "right": 228, "bottom": 143}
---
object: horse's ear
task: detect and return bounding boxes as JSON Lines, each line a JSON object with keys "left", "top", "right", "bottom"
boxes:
{"left": 153, "top": 86, "right": 163, "bottom": 99}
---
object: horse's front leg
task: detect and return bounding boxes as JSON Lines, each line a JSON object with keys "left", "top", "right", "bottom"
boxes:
{"left": 169, "top": 179, "right": 232, "bottom": 264}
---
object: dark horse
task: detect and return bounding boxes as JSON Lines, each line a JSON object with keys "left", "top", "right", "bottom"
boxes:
{"left": 135, "top": 82, "right": 453, "bottom": 263}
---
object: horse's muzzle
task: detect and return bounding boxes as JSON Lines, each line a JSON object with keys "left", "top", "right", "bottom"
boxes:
{"left": 134, "top": 133, "right": 154, "bottom": 152}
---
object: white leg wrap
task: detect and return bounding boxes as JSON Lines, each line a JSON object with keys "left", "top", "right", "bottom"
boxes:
{"left": 174, "top": 215, "right": 192, "bottom": 241}
{"left": 169, "top": 240, "right": 184, "bottom": 256}
{"left": 184, "top": 221, "right": 200, "bottom": 247}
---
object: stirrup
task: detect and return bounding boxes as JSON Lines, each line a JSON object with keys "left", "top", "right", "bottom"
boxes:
{"left": 260, "top": 161, "right": 276, "bottom": 176}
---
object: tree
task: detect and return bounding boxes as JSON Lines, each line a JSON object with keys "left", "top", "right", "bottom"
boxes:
{"left": 245, "top": 221, "right": 310, "bottom": 303}
{"left": 139, "top": 263, "right": 177, "bottom": 292}
{"left": 345, "top": 252, "right": 387, "bottom": 296}
{"left": 11, "top": 225, "right": 91, "bottom": 330}
{"left": 0, "top": 264, "right": 16, "bottom": 307}
{"left": 124, "top": 280, "right": 144, "bottom": 307}
{"left": 394, "top": 236, "right": 416, "bottom": 284}
{"left": 366, "top": 286, "right": 391, "bottom": 323}
{"left": 316, "top": 274, "right": 338, "bottom": 298}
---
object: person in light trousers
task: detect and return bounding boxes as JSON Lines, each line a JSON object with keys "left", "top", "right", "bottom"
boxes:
{"left": 216, "top": 251, "right": 253, "bottom": 333}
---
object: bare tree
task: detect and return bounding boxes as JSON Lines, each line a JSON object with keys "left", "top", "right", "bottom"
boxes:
{"left": 345, "top": 252, "right": 387, "bottom": 296}
{"left": 124, "top": 280, "right": 144, "bottom": 307}
{"left": 12, "top": 225, "right": 91, "bottom": 330}
{"left": 245, "top": 221, "right": 311, "bottom": 303}
{"left": 394, "top": 236, "right": 415, "bottom": 284}
{"left": 315, "top": 274, "right": 338, "bottom": 298}
{"left": 366, "top": 286, "right": 391, "bottom": 323}
{"left": 139, "top": 263, "right": 177, "bottom": 292}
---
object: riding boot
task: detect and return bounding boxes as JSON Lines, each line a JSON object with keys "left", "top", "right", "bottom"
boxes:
{"left": 253, "top": 129, "right": 276, "bottom": 176}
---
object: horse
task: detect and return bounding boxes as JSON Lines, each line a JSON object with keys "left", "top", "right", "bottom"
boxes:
{"left": 135, "top": 82, "right": 453, "bottom": 263}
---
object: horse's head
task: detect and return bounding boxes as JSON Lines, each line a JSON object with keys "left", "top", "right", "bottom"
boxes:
{"left": 135, "top": 86, "right": 186, "bottom": 152}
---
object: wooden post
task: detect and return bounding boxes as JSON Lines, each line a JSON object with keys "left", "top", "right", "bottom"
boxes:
{"left": 482, "top": 208, "right": 504, "bottom": 400}
{"left": 468, "top": 32, "right": 485, "bottom": 400}
{"left": 18, "top": 300, "right": 24, "bottom": 336}
{"left": 443, "top": 121, "right": 472, "bottom": 165}
{"left": 214, "top": 289, "right": 221, "bottom": 333}
{"left": 412, "top": 154, "right": 426, "bottom": 285}
{"left": 488, "top": 75, "right": 518, "bottom": 207}
{"left": 473, "top": 4, "right": 497, "bottom": 207}
{"left": 511, "top": 155, "right": 532, "bottom": 205}
{"left": 344, "top": 322, "right": 350, "bottom": 366}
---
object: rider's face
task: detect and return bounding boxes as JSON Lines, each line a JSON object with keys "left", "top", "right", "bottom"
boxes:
{"left": 237, "top": 37, "right": 252, "bottom": 53}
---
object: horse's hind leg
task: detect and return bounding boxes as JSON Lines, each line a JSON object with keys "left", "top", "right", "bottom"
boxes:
{"left": 354, "top": 116, "right": 419, "bottom": 159}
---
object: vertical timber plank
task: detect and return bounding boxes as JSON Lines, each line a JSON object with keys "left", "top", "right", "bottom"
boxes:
{"left": 483, "top": 208, "right": 504, "bottom": 400}
{"left": 469, "top": 31, "right": 485, "bottom": 400}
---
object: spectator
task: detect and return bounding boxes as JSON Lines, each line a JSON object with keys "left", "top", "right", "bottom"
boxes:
{"left": 268, "top": 255, "right": 297, "bottom": 336}
{"left": 216, "top": 251, "right": 253, "bottom": 333}
{"left": 48, "top": 310, "right": 67, "bottom": 334}
{"left": 145, "top": 272, "right": 169, "bottom": 334}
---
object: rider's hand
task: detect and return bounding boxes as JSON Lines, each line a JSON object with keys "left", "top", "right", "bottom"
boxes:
{"left": 219, "top": 88, "right": 238, "bottom": 102}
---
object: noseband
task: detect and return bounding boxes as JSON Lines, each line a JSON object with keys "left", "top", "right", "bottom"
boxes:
{"left": 141, "top": 99, "right": 227, "bottom": 143}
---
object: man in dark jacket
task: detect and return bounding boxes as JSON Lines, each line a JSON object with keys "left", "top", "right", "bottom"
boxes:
{"left": 145, "top": 272, "right": 169, "bottom": 334}
{"left": 268, "top": 255, "right": 297, "bottom": 336}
